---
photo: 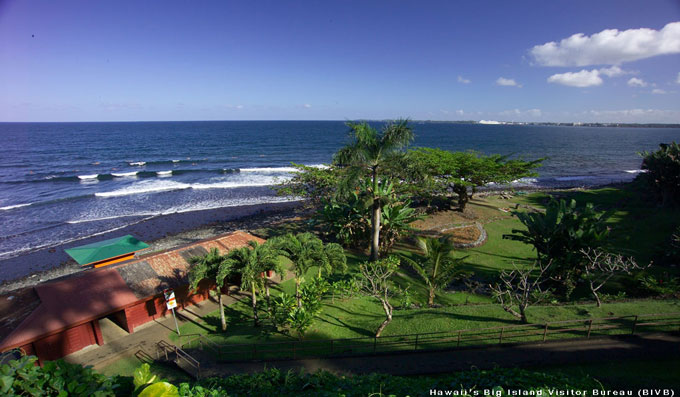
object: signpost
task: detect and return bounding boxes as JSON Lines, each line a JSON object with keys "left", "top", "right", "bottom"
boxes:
{"left": 164, "top": 289, "right": 180, "bottom": 335}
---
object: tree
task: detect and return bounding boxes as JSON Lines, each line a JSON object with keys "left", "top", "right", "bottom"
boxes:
{"left": 271, "top": 232, "right": 323, "bottom": 307}
{"left": 405, "top": 148, "right": 542, "bottom": 211}
{"left": 276, "top": 163, "right": 339, "bottom": 206}
{"left": 379, "top": 199, "right": 421, "bottom": 255}
{"left": 402, "top": 236, "right": 464, "bottom": 307}
{"left": 639, "top": 142, "right": 680, "bottom": 207}
{"left": 503, "top": 198, "right": 612, "bottom": 296}
{"left": 188, "top": 248, "right": 231, "bottom": 331}
{"left": 490, "top": 261, "right": 552, "bottom": 323}
{"left": 316, "top": 241, "right": 347, "bottom": 278}
{"left": 359, "top": 256, "right": 400, "bottom": 337}
{"left": 224, "top": 241, "right": 282, "bottom": 326}
{"left": 334, "top": 119, "right": 414, "bottom": 261}
{"left": 580, "top": 248, "right": 647, "bottom": 307}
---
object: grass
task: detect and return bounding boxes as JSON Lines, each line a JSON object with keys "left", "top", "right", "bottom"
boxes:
{"left": 97, "top": 354, "right": 190, "bottom": 383}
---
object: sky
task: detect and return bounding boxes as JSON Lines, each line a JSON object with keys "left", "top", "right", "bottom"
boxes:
{"left": 1, "top": 0, "right": 680, "bottom": 123}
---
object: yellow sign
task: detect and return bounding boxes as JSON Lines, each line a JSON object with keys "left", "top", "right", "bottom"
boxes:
{"left": 164, "top": 289, "right": 177, "bottom": 310}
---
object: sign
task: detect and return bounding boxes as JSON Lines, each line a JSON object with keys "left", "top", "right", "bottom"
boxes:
{"left": 164, "top": 289, "right": 177, "bottom": 310}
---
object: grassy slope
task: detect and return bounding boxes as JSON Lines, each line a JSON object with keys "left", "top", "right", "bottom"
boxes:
{"left": 171, "top": 186, "right": 680, "bottom": 344}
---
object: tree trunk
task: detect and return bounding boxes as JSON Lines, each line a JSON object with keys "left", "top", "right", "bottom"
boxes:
{"left": 265, "top": 278, "right": 270, "bottom": 301}
{"left": 371, "top": 203, "right": 381, "bottom": 261}
{"left": 251, "top": 284, "right": 259, "bottom": 326}
{"left": 501, "top": 304, "right": 523, "bottom": 322}
{"left": 428, "top": 287, "right": 435, "bottom": 307}
{"left": 370, "top": 169, "right": 381, "bottom": 262}
{"left": 375, "top": 298, "right": 393, "bottom": 337}
{"left": 519, "top": 303, "right": 528, "bottom": 324}
{"left": 218, "top": 293, "right": 227, "bottom": 331}
{"left": 453, "top": 184, "right": 469, "bottom": 211}
{"left": 295, "top": 277, "right": 302, "bottom": 308}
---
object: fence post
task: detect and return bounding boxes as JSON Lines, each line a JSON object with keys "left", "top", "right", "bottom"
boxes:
{"left": 457, "top": 330, "right": 462, "bottom": 347}
{"left": 499, "top": 327, "right": 504, "bottom": 344}
{"left": 587, "top": 319, "right": 593, "bottom": 338}
{"left": 373, "top": 337, "right": 377, "bottom": 353}
{"left": 330, "top": 340, "right": 334, "bottom": 355}
{"left": 252, "top": 344, "right": 257, "bottom": 361}
{"left": 414, "top": 334, "right": 419, "bottom": 351}
{"left": 292, "top": 342, "right": 296, "bottom": 360}
{"left": 632, "top": 315, "right": 638, "bottom": 334}
{"left": 542, "top": 323, "right": 549, "bottom": 342}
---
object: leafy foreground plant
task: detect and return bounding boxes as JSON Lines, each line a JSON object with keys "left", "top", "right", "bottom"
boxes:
{"left": 178, "top": 367, "right": 602, "bottom": 397}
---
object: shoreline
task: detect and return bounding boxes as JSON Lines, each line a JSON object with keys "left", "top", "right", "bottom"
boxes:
{"left": 0, "top": 200, "right": 307, "bottom": 294}
{"left": 0, "top": 181, "right": 628, "bottom": 294}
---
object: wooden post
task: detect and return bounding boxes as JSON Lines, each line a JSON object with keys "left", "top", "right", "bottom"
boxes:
{"left": 252, "top": 345, "right": 257, "bottom": 361}
{"left": 457, "top": 330, "right": 462, "bottom": 347}
{"left": 587, "top": 319, "right": 593, "bottom": 338}
{"left": 632, "top": 315, "right": 638, "bottom": 334}
{"left": 499, "top": 327, "right": 504, "bottom": 344}
{"left": 414, "top": 334, "right": 419, "bottom": 351}
{"left": 373, "top": 337, "right": 377, "bottom": 353}
{"left": 542, "top": 323, "right": 549, "bottom": 342}
{"left": 292, "top": 342, "right": 296, "bottom": 360}
{"left": 330, "top": 340, "right": 334, "bottom": 355}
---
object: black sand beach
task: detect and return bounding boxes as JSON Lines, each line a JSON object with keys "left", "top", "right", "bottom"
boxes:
{"left": 0, "top": 200, "right": 306, "bottom": 294}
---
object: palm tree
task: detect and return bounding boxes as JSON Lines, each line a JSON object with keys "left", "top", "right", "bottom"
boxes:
{"left": 316, "top": 242, "right": 347, "bottom": 279}
{"left": 403, "top": 236, "right": 462, "bottom": 307}
{"left": 334, "top": 119, "right": 414, "bottom": 261}
{"left": 188, "top": 248, "right": 232, "bottom": 331}
{"left": 271, "top": 233, "right": 323, "bottom": 307}
{"left": 224, "top": 241, "right": 282, "bottom": 326}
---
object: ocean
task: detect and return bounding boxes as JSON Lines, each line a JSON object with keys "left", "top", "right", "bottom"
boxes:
{"left": 0, "top": 121, "right": 678, "bottom": 266}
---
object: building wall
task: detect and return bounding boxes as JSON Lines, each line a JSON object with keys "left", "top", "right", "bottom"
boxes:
{"left": 32, "top": 322, "right": 97, "bottom": 363}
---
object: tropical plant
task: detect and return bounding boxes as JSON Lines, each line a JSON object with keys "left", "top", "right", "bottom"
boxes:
{"left": 490, "top": 261, "right": 553, "bottom": 323}
{"left": 0, "top": 354, "right": 118, "bottom": 396}
{"left": 333, "top": 119, "right": 414, "bottom": 260}
{"left": 271, "top": 232, "right": 323, "bottom": 307}
{"left": 275, "top": 163, "right": 339, "bottom": 206}
{"left": 316, "top": 241, "right": 347, "bottom": 278}
{"left": 503, "top": 198, "right": 612, "bottom": 297}
{"left": 188, "top": 248, "right": 231, "bottom": 331}
{"left": 314, "top": 193, "right": 369, "bottom": 247}
{"left": 358, "top": 256, "right": 401, "bottom": 337}
{"left": 224, "top": 241, "right": 283, "bottom": 326}
{"left": 639, "top": 141, "right": 680, "bottom": 207}
{"left": 402, "top": 236, "right": 464, "bottom": 307}
{"left": 134, "top": 363, "right": 179, "bottom": 397}
{"left": 378, "top": 199, "right": 421, "bottom": 255}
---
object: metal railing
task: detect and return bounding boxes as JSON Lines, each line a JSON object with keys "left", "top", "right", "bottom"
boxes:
{"left": 156, "top": 340, "right": 202, "bottom": 379}
{"left": 208, "top": 312, "right": 680, "bottom": 363}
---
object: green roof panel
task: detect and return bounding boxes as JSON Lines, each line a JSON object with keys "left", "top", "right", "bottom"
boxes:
{"left": 65, "top": 235, "right": 149, "bottom": 265}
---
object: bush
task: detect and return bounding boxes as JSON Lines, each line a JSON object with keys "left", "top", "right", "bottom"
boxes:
{"left": 0, "top": 355, "right": 119, "bottom": 396}
{"left": 639, "top": 142, "right": 680, "bottom": 207}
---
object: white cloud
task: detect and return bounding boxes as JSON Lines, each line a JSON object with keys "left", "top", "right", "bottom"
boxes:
{"left": 652, "top": 89, "right": 667, "bottom": 94}
{"left": 599, "top": 65, "right": 625, "bottom": 77}
{"left": 677, "top": 72, "right": 680, "bottom": 84}
{"left": 627, "top": 77, "right": 648, "bottom": 87}
{"left": 303, "top": 104, "right": 312, "bottom": 108}
{"left": 530, "top": 21, "right": 680, "bottom": 66}
{"left": 583, "top": 108, "right": 680, "bottom": 123}
{"left": 499, "top": 108, "right": 542, "bottom": 119}
{"left": 496, "top": 77, "right": 521, "bottom": 87}
{"left": 547, "top": 69, "right": 603, "bottom": 87}
{"left": 236, "top": 105, "right": 244, "bottom": 109}
{"left": 457, "top": 75, "right": 471, "bottom": 84}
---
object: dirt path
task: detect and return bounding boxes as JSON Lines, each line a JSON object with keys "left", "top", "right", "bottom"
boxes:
{"left": 201, "top": 333, "right": 680, "bottom": 377}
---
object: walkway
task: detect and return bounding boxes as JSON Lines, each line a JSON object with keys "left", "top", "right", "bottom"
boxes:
{"left": 201, "top": 332, "right": 680, "bottom": 377}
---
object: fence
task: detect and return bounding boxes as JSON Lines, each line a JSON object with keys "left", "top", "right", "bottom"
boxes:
{"left": 191, "top": 312, "right": 680, "bottom": 363}
{"left": 156, "top": 340, "right": 202, "bottom": 379}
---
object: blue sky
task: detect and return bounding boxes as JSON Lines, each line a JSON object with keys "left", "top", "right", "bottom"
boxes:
{"left": 1, "top": 0, "right": 679, "bottom": 122}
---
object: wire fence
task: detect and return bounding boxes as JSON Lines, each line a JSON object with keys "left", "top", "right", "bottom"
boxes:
{"left": 179, "top": 312, "right": 680, "bottom": 363}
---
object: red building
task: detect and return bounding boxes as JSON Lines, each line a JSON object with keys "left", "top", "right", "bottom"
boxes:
{"left": 0, "top": 230, "right": 264, "bottom": 364}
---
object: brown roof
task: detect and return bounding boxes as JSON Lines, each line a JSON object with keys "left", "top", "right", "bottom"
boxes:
{"left": 0, "top": 231, "right": 264, "bottom": 351}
